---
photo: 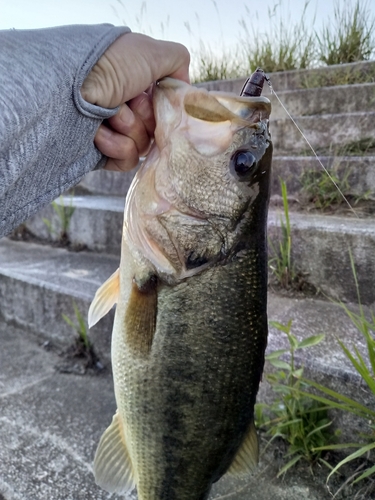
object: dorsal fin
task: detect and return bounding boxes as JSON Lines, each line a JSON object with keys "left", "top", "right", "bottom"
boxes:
{"left": 88, "top": 268, "right": 120, "bottom": 328}
{"left": 94, "top": 410, "right": 135, "bottom": 494}
{"left": 226, "top": 420, "right": 259, "bottom": 477}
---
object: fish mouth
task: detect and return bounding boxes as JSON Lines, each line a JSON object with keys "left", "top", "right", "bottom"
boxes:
{"left": 156, "top": 77, "right": 186, "bottom": 90}
{"left": 154, "top": 77, "right": 271, "bottom": 127}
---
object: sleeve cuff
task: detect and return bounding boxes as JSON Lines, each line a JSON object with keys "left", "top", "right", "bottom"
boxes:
{"left": 73, "top": 25, "right": 131, "bottom": 119}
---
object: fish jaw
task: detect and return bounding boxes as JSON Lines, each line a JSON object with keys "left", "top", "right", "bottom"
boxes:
{"left": 123, "top": 78, "right": 272, "bottom": 283}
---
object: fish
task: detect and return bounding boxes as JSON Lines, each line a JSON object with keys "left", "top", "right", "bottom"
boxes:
{"left": 88, "top": 76, "right": 272, "bottom": 500}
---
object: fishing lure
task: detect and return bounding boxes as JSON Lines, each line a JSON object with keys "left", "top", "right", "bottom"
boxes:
{"left": 240, "top": 68, "right": 271, "bottom": 97}
{"left": 240, "top": 67, "right": 356, "bottom": 215}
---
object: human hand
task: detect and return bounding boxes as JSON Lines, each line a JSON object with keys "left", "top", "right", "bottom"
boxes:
{"left": 81, "top": 33, "right": 190, "bottom": 172}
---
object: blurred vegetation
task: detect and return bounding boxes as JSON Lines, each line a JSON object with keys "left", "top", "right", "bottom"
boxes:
{"left": 113, "top": 0, "right": 375, "bottom": 83}
{"left": 317, "top": 0, "right": 375, "bottom": 65}
{"left": 239, "top": 1, "right": 316, "bottom": 74}
{"left": 191, "top": 0, "right": 375, "bottom": 82}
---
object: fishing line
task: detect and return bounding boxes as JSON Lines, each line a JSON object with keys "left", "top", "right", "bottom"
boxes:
{"left": 263, "top": 73, "right": 359, "bottom": 218}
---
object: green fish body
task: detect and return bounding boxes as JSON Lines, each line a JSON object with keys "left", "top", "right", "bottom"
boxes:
{"left": 89, "top": 78, "right": 272, "bottom": 500}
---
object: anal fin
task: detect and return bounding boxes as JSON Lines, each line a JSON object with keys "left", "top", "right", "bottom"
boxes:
{"left": 88, "top": 268, "right": 120, "bottom": 328}
{"left": 227, "top": 420, "right": 259, "bottom": 477}
{"left": 94, "top": 410, "right": 135, "bottom": 494}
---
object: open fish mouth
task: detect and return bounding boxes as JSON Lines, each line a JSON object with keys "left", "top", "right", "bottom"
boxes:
{"left": 155, "top": 76, "right": 271, "bottom": 126}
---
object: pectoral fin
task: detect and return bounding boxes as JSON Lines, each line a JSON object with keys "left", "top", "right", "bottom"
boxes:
{"left": 227, "top": 420, "right": 259, "bottom": 477}
{"left": 94, "top": 410, "right": 135, "bottom": 494}
{"left": 88, "top": 268, "right": 120, "bottom": 328}
{"left": 124, "top": 276, "right": 157, "bottom": 356}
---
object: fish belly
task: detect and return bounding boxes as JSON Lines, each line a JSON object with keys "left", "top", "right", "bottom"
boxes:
{"left": 112, "top": 248, "right": 268, "bottom": 500}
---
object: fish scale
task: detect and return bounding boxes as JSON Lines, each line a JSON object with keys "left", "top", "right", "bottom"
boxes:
{"left": 89, "top": 76, "right": 272, "bottom": 499}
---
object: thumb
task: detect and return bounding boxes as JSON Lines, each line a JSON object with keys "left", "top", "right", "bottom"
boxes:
{"left": 81, "top": 33, "right": 190, "bottom": 109}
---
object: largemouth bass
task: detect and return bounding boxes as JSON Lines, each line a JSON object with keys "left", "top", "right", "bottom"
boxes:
{"left": 89, "top": 77, "right": 272, "bottom": 499}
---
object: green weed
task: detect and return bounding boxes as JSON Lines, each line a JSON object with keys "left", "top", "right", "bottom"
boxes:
{"left": 269, "top": 179, "right": 295, "bottom": 288}
{"left": 301, "top": 64, "right": 375, "bottom": 89}
{"left": 62, "top": 301, "right": 90, "bottom": 349}
{"left": 317, "top": 0, "right": 375, "bottom": 66}
{"left": 190, "top": 41, "right": 244, "bottom": 83}
{"left": 239, "top": 1, "right": 316, "bottom": 74}
{"left": 334, "top": 137, "right": 375, "bottom": 156}
{"left": 61, "top": 302, "right": 104, "bottom": 373}
{"left": 43, "top": 195, "right": 75, "bottom": 243}
{"left": 300, "top": 165, "right": 352, "bottom": 210}
{"left": 297, "top": 253, "right": 375, "bottom": 486}
{"left": 256, "top": 320, "right": 333, "bottom": 475}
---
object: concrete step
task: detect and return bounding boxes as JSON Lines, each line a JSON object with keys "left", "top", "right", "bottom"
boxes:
{"left": 196, "top": 60, "right": 375, "bottom": 92}
{"left": 23, "top": 195, "right": 125, "bottom": 255}
{"left": 268, "top": 210, "right": 375, "bottom": 305}
{"left": 269, "top": 83, "right": 375, "bottom": 120}
{"left": 0, "top": 238, "right": 119, "bottom": 363}
{"left": 199, "top": 79, "right": 375, "bottom": 119}
{"left": 1, "top": 237, "right": 374, "bottom": 360}
{"left": 19, "top": 194, "right": 375, "bottom": 304}
{"left": 271, "top": 155, "right": 375, "bottom": 197}
{"left": 19, "top": 195, "right": 375, "bottom": 304}
{"left": 271, "top": 111, "right": 375, "bottom": 152}
{"left": 1, "top": 314, "right": 371, "bottom": 500}
{"left": 78, "top": 168, "right": 137, "bottom": 196}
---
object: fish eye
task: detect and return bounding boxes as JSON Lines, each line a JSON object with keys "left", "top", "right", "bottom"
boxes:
{"left": 233, "top": 151, "right": 257, "bottom": 176}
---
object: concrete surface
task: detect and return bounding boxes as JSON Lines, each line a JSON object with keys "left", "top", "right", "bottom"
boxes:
{"left": 1, "top": 290, "right": 373, "bottom": 500}
{"left": 25, "top": 196, "right": 125, "bottom": 255}
{"left": 1, "top": 297, "right": 372, "bottom": 499}
{"left": 271, "top": 155, "right": 375, "bottom": 197}
{"left": 0, "top": 238, "right": 119, "bottom": 363}
{"left": 268, "top": 210, "right": 375, "bottom": 305}
{"left": 79, "top": 168, "right": 137, "bottom": 197}
{"left": 2, "top": 62, "right": 375, "bottom": 499}
{"left": 271, "top": 111, "right": 375, "bottom": 152}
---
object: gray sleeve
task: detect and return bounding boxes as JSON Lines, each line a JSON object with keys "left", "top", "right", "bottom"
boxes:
{"left": 0, "top": 24, "right": 131, "bottom": 237}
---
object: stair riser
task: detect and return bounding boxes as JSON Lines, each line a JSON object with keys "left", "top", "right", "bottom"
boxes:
{"left": 25, "top": 203, "right": 123, "bottom": 255}
{"left": 268, "top": 215, "right": 375, "bottom": 304}
{"left": 270, "top": 83, "right": 375, "bottom": 120}
{"left": 271, "top": 156, "right": 375, "bottom": 197}
{"left": 0, "top": 273, "right": 114, "bottom": 364}
{"left": 271, "top": 112, "right": 375, "bottom": 152}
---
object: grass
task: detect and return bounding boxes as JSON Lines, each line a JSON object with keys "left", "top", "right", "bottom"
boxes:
{"left": 62, "top": 302, "right": 90, "bottom": 350}
{"left": 299, "top": 162, "right": 372, "bottom": 210}
{"left": 298, "top": 253, "right": 375, "bottom": 487}
{"left": 269, "top": 179, "right": 295, "bottom": 288}
{"left": 256, "top": 320, "right": 334, "bottom": 475}
{"left": 190, "top": 0, "right": 375, "bottom": 83}
{"left": 317, "top": 0, "right": 375, "bottom": 66}
{"left": 239, "top": 1, "right": 316, "bottom": 74}
{"left": 264, "top": 253, "right": 375, "bottom": 488}
{"left": 61, "top": 302, "right": 104, "bottom": 373}
{"left": 43, "top": 195, "right": 75, "bottom": 244}
{"left": 256, "top": 254, "right": 375, "bottom": 492}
